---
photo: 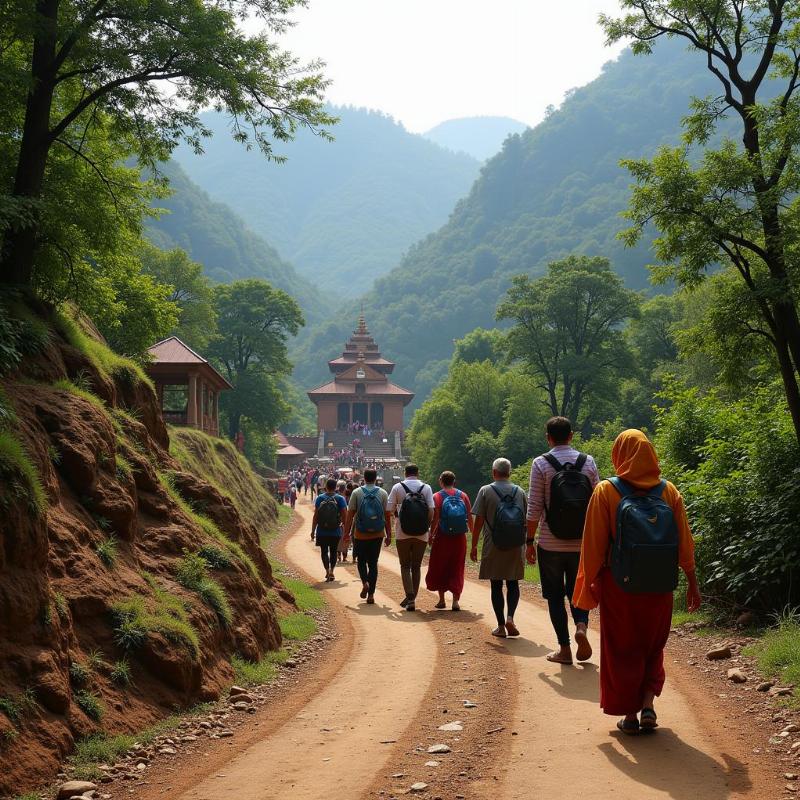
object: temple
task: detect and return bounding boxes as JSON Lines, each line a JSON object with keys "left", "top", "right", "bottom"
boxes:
{"left": 307, "top": 315, "right": 414, "bottom": 460}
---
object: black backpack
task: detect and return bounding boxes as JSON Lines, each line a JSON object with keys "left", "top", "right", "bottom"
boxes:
{"left": 398, "top": 482, "right": 430, "bottom": 535}
{"left": 488, "top": 485, "right": 526, "bottom": 550}
{"left": 609, "top": 478, "right": 679, "bottom": 593}
{"left": 542, "top": 453, "right": 593, "bottom": 540}
{"left": 317, "top": 494, "right": 341, "bottom": 530}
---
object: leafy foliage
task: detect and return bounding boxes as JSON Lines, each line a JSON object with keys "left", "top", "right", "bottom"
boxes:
{"left": 497, "top": 255, "right": 641, "bottom": 428}
{"left": 176, "top": 552, "right": 233, "bottom": 628}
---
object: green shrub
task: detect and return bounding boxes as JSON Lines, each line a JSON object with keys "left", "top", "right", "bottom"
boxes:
{"left": 0, "top": 430, "right": 46, "bottom": 515}
{"left": 176, "top": 552, "right": 232, "bottom": 627}
{"left": 279, "top": 612, "right": 317, "bottom": 641}
{"left": 74, "top": 690, "right": 104, "bottom": 721}
{"left": 656, "top": 384, "right": 800, "bottom": 613}
{"left": 110, "top": 659, "right": 132, "bottom": 687}
{"left": 0, "top": 697, "right": 20, "bottom": 725}
{"left": 745, "top": 611, "right": 800, "bottom": 694}
{"left": 87, "top": 649, "right": 106, "bottom": 671}
{"left": 0, "top": 689, "right": 38, "bottom": 725}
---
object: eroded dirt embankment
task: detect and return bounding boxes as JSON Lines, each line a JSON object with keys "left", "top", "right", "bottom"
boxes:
{"left": 0, "top": 306, "right": 284, "bottom": 796}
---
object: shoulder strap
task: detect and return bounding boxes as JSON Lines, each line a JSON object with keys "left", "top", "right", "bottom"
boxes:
{"left": 543, "top": 453, "right": 563, "bottom": 471}
{"left": 649, "top": 480, "right": 667, "bottom": 498}
{"left": 608, "top": 477, "right": 634, "bottom": 498}
{"left": 491, "top": 484, "right": 507, "bottom": 501}
{"left": 575, "top": 453, "right": 588, "bottom": 472}
{"left": 400, "top": 482, "right": 410, "bottom": 494}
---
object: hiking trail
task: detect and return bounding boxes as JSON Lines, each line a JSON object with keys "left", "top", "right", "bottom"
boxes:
{"left": 147, "top": 498, "right": 772, "bottom": 800}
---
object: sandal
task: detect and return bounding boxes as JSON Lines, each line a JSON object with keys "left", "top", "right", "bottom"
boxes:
{"left": 505, "top": 620, "right": 520, "bottom": 637}
{"left": 617, "top": 718, "right": 640, "bottom": 735}
{"left": 546, "top": 651, "right": 574, "bottom": 665}
{"left": 640, "top": 708, "right": 658, "bottom": 732}
{"left": 491, "top": 626, "right": 507, "bottom": 638}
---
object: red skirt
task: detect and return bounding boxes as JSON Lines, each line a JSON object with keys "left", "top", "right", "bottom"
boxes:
{"left": 597, "top": 568, "right": 673, "bottom": 716}
{"left": 425, "top": 533, "right": 466, "bottom": 596}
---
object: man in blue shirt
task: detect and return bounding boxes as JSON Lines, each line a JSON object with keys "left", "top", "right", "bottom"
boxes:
{"left": 311, "top": 477, "right": 348, "bottom": 582}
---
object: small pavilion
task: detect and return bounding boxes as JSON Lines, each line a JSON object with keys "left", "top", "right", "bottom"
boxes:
{"left": 146, "top": 336, "right": 232, "bottom": 437}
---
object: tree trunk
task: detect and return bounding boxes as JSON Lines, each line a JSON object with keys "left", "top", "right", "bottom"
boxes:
{"left": 774, "top": 333, "right": 800, "bottom": 445}
{"left": 0, "top": 0, "right": 59, "bottom": 287}
{"left": 228, "top": 410, "right": 242, "bottom": 441}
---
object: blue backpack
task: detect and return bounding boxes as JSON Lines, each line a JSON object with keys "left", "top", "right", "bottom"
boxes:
{"left": 438, "top": 490, "right": 468, "bottom": 535}
{"left": 357, "top": 486, "right": 385, "bottom": 533}
{"left": 609, "top": 478, "right": 679, "bottom": 594}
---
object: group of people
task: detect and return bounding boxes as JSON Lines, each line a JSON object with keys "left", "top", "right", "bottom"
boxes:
{"left": 341, "top": 421, "right": 382, "bottom": 437}
{"left": 307, "top": 416, "right": 701, "bottom": 735}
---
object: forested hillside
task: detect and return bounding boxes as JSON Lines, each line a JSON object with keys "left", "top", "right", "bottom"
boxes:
{"left": 146, "top": 161, "right": 325, "bottom": 325}
{"left": 423, "top": 116, "right": 528, "bottom": 160}
{"left": 292, "top": 42, "right": 717, "bottom": 403}
{"left": 173, "top": 107, "right": 480, "bottom": 294}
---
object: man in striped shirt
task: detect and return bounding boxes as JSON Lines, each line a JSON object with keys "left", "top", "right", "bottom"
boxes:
{"left": 526, "top": 417, "right": 600, "bottom": 665}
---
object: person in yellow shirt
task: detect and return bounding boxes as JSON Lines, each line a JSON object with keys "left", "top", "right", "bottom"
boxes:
{"left": 573, "top": 429, "right": 701, "bottom": 735}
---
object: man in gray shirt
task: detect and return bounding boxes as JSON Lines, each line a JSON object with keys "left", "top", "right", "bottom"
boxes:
{"left": 472, "top": 458, "right": 528, "bottom": 638}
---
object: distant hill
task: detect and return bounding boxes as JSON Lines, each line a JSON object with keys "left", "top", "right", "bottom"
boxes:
{"left": 172, "top": 106, "right": 480, "bottom": 296}
{"left": 424, "top": 116, "right": 529, "bottom": 161}
{"left": 146, "top": 160, "right": 324, "bottom": 325}
{"left": 291, "top": 42, "right": 721, "bottom": 406}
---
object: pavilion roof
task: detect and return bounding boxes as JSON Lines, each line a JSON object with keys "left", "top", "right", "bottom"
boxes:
{"left": 146, "top": 336, "right": 232, "bottom": 390}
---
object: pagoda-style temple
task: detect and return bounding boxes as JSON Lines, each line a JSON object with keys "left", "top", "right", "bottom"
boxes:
{"left": 307, "top": 316, "right": 414, "bottom": 450}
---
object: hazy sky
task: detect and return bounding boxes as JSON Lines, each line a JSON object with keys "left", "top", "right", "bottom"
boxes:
{"left": 278, "top": 1, "right": 626, "bottom": 133}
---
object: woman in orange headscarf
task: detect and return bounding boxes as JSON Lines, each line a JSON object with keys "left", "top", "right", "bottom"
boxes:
{"left": 573, "top": 429, "right": 701, "bottom": 734}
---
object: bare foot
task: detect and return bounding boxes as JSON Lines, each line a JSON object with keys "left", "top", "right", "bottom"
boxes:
{"left": 575, "top": 625, "right": 592, "bottom": 661}
{"left": 546, "top": 648, "right": 574, "bottom": 665}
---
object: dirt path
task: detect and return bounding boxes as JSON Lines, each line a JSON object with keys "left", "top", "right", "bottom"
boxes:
{"left": 171, "top": 497, "right": 773, "bottom": 800}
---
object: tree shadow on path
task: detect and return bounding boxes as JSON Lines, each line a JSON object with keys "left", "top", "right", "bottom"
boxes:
{"left": 598, "top": 730, "right": 751, "bottom": 799}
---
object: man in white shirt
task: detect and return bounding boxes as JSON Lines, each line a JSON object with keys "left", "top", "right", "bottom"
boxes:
{"left": 387, "top": 464, "right": 435, "bottom": 612}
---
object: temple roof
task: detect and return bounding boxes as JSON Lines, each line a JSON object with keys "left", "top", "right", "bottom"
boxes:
{"left": 307, "top": 378, "right": 415, "bottom": 403}
{"left": 329, "top": 314, "right": 395, "bottom": 372}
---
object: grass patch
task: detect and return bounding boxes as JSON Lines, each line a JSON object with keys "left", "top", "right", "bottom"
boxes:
{"left": 176, "top": 552, "right": 233, "bottom": 627}
{"left": 160, "top": 471, "right": 259, "bottom": 582}
{"left": 745, "top": 616, "right": 800, "bottom": 692}
{"left": 671, "top": 609, "right": 714, "bottom": 627}
{"left": 115, "top": 454, "right": 133, "bottom": 481}
{"left": 69, "top": 661, "right": 90, "bottom": 687}
{"left": 74, "top": 690, "right": 103, "bottom": 721}
{"left": 231, "top": 651, "right": 286, "bottom": 686}
{"left": 54, "top": 308, "right": 154, "bottom": 391}
{"left": 280, "top": 576, "right": 324, "bottom": 611}
{"left": 111, "top": 587, "right": 199, "bottom": 658}
{"left": 198, "top": 544, "right": 233, "bottom": 571}
{"left": 0, "top": 429, "right": 46, "bottom": 515}
{"left": 109, "top": 659, "right": 132, "bottom": 687}
{"left": 0, "top": 688, "right": 38, "bottom": 725}
{"left": 54, "top": 592, "right": 69, "bottom": 621}
{"left": 0, "top": 386, "right": 18, "bottom": 428}
{"left": 68, "top": 704, "right": 211, "bottom": 780}
{"left": 95, "top": 534, "right": 118, "bottom": 567}
{"left": 279, "top": 612, "right": 317, "bottom": 641}
{"left": 51, "top": 378, "right": 106, "bottom": 412}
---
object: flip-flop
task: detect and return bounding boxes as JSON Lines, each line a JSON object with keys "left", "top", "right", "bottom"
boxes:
{"left": 575, "top": 629, "right": 592, "bottom": 662}
{"left": 505, "top": 620, "right": 521, "bottom": 637}
{"left": 491, "top": 626, "right": 507, "bottom": 638}
{"left": 640, "top": 708, "right": 658, "bottom": 732}
{"left": 617, "top": 718, "right": 640, "bottom": 735}
{"left": 546, "top": 651, "right": 574, "bottom": 665}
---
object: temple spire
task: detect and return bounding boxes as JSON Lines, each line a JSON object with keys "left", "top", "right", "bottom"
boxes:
{"left": 356, "top": 304, "right": 368, "bottom": 335}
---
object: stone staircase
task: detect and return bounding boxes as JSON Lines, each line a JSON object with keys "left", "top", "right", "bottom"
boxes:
{"left": 322, "top": 429, "right": 396, "bottom": 459}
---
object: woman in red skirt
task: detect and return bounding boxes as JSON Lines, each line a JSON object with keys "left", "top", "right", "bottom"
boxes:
{"left": 426, "top": 471, "right": 471, "bottom": 611}
{"left": 573, "top": 429, "right": 701, "bottom": 734}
